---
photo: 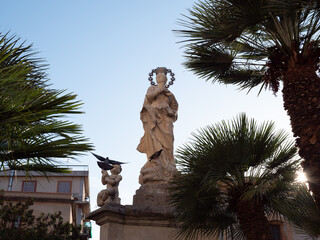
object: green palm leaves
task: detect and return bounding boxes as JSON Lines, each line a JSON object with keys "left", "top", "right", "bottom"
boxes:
{"left": 0, "top": 33, "right": 93, "bottom": 173}
{"left": 177, "top": 0, "right": 320, "bottom": 217}
{"left": 171, "top": 114, "right": 300, "bottom": 239}
{"left": 177, "top": 0, "right": 320, "bottom": 92}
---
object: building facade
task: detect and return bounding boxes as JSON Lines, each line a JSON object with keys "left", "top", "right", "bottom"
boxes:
{"left": 0, "top": 166, "right": 91, "bottom": 238}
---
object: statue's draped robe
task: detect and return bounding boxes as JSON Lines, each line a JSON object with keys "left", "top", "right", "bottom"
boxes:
{"left": 137, "top": 85, "right": 178, "bottom": 165}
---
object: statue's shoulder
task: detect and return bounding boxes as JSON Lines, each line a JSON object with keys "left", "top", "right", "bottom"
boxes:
{"left": 146, "top": 85, "right": 157, "bottom": 92}
{"left": 145, "top": 85, "right": 158, "bottom": 101}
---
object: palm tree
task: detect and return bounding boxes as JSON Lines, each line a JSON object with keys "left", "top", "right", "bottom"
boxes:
{"left": 170, "top": 114, "right": 300, "bottom": 240}
{"left": 0, "top": 33, "right": 93, "bottom": 173}
{"left": 176, "top": 0, "right": 320, "bottom": 207}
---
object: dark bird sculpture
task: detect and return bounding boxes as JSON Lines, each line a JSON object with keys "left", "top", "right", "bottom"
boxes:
{"left": 92, "top": 152, "right": 126, "bottom": 170}
{"left": 149, "top": 149, "right": 163, "bottom": 162}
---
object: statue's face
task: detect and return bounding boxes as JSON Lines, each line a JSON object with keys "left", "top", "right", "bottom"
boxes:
{"left": 111, "top": 165, "right": 122, "bottom": 175}
{"left": 156, "top": 74, "right": 167, "bottom": 86}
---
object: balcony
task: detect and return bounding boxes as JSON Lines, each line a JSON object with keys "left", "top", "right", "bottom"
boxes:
{"left": 3, "top": 191, "right": 73, "bottom": 202}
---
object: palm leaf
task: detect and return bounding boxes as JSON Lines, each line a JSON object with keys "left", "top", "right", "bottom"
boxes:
{"left": 0, "top": 33, "right": 93, "bottom": 173}
{"left": 176, "top": 0, "right": 320, "bottom": 92}
{"left": 171, "top": 113, "right": 301, "bottom": 238}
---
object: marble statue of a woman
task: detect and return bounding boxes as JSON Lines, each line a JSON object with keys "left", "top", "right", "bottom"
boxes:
{"left": 137, "top": 68, "right": 178, "bottom": 184}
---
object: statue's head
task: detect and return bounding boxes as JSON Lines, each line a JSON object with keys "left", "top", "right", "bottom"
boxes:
{"left": 155, "top": 67, "right": 168, "bottom": 87}
{"left": 111, "top": 164, "right": 122, "bottom": 175}
{"left": 156, "top": 74, "right": 167, "bottom": 87}
{"left": 148, "top": 67, "right": 175, "bottom": 88}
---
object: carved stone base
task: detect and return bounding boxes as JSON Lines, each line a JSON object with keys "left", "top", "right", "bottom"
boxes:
{"left": 87, "top": 203, "right": 216, "bottom": 240}
{"left": 133, "top": 183, "right": 172, "bottom": 207}
{"left": 139, "top": 159, "right": 177, "bottom": 185}
{"left": 135, "top": 157, "right": 177, "bottom": 207}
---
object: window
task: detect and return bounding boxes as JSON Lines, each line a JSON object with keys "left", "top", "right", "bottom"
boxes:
{"left": 57, "top": 181, "right": 71, "bottom": 193}
{"left": 270, "top": 224, "right": 281, "bottom": 240}
{"left": 14, "top": 216, "right": 20, "bottom": 228}
{"left": 22, "top": 181, "right": 36, "bottom": 192}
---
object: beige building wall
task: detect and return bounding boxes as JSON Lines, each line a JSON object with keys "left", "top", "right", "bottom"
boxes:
{"left": 0, "top": 169, "right": 90, "bottom": 226}
{"left": 30, "top": 202, "right": 73, "bottom": 222}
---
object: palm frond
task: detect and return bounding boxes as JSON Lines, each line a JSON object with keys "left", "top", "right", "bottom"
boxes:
{"left": 171, "top": 113, "right": 301, "bottom": 238}
{"left": 271, "top": 184, "right": 320, "bottom": 238}
{"left": 176, "top": 0, "right": 320, "bottom": 92}
{"left": 0, "top": 33, "right": 93, "bottom": 174}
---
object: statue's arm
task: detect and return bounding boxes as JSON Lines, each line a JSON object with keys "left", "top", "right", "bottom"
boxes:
{"left": 146, "top": 86, "right": 168, "bottom": 102}
{"left": 117, "top": 175, "right": 122, "bottom": 182}
{"left": 101, "top": 170, "right": 109, "bottom": 185}
{"left": 106, "top": 175, "right": 122, "bottom": 186}
{"left": 164, "top": 92, "right": 178, "bottom": 119}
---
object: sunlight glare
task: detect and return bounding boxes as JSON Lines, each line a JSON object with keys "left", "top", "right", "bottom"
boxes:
{"left": 297, "top": 171, "right": 307, "bottom": 182}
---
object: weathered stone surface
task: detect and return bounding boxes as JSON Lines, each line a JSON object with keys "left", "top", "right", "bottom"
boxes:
{"left": 133, "top": 183, "right": 173, "bottom": 207}
{"left": 137, "top": 68, "right": 178, "bottom": 185}
{"left": 97, "top": 165, "right": 122, "bottom": 206}
{"left": 87, "top": 203, "right": 216, "bottom": 240}
{"left": 138, "top": 159, "right": 177, "bottom": 185}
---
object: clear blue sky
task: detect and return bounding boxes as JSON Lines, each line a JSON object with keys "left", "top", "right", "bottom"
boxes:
{"left": 1, "top": 1, "right": 293, "bottom": 239}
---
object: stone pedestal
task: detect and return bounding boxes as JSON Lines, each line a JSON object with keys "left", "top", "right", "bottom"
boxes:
{"left": 138, "top": 160, "right": 177, "bottom": 185}
{"left": 87, "top": 204, "right": 176, "bottom": 240}
{"left": 87, "top": 203, "right": 216, "bottom": 240}
{"left": 133, "top": 183, "right": 171, "bottom": 207}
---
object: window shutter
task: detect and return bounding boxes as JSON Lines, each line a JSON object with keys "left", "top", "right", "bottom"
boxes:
{"left": 22, "top": 181, "right": 36, "bottom": 192}
{"left": 58, "top": 181, "right": 71, "bottom": 193}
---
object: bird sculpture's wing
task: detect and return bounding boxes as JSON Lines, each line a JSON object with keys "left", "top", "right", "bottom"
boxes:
{"left": 97, "top": 161, "right": 113, "bottom": 170}
{"left": 92, "top": 152, "right": 106, "bottom": 162}
{"left": 108, "top": 159, "right": 127, "bottom": 165}
{"left": 92, "top": 152, "right": 127, "bottom": 166}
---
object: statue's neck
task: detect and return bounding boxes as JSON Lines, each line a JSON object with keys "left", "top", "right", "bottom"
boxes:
{"left": 157, "top": 83, "right": 166, "bottom": 88}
